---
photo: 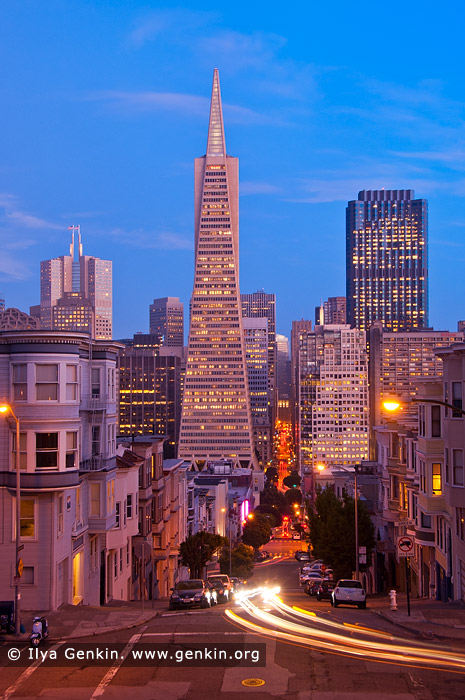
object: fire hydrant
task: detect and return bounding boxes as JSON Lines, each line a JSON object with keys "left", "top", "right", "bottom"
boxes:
{"left": 389, "top": 589, "right": 397, "bottom": 611}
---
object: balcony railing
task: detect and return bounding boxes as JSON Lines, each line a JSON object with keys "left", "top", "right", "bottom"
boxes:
{"left": 80, "top": 394, "right": 110, "bottom": 411}
{"left": 80, "top": 456, "right": 103, "bottom": 471}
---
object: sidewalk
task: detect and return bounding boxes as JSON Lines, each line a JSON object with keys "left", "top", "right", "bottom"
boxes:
{"left": 370, "top": 593, "right": 465, "bottom": 641}
{"left": 9, "top": 599, "right": 169, "bottom": 643}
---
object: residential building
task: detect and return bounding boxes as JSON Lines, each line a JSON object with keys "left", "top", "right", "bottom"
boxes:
{"left": 346, "top": 189, "right": 428, "bottom": 331}
{"left": 369, "top": 324, "right": 463, "bottom": 439}
{"left": 0, "top": 330, "right": 124, "bottom": 609}
{"left": 296, "top": 325, "right": 369, "bottom": 494}
{"left": 38, "top": 226, "right": 112, "bottom": 339}
{"left": 178, "top": 69, "right": 256, "bottom": 469}
{"left": 149, "top": 297, "right": 184, "bottom": 347}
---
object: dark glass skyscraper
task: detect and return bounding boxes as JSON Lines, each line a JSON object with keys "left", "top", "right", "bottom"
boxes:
{"left": 346, "top": 189, "right": 428, "bottom": 331}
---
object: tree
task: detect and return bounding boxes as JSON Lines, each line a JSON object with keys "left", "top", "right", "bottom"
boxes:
{"left": 282, "top": 470, "right": 301, "bottom": 489}
{"left": 254, "top": 503, "right": 283, "bottom": 527}
{"left": 265, "top": 466, "right": 278, "bottom": 485}
{"left": 219, "top": 543, "right": 254, "bottom": 578}
{"left": 241, "top": 513, "right": 271, "bottom": 551}
{"left": 179, "top": 531, "right": 227, "bottom": 579}
{"left": 260, "top": 484, "right": 286, "bottom": 510}
{"left": 284, "top": 488, "right": 302, "bottom": 507}
{"left": 308, "top": 486, "right": 375, "bottom": 582}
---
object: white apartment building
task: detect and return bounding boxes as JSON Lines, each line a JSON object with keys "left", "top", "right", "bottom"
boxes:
{"left": 0, "top": 330, "right": 134, "bottom": 610}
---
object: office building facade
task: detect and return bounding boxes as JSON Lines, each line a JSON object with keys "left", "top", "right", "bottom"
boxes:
{"left": 149, "top": 297, "right": 184, "bottom": 347}
{"left": 178, "top": 70, "right": 256, "bottom": 468}
{"left": 39, "top": 227, "right": 112, "bottom": 339}
{"left": 346, "top": 189, "right": 428, "bottom": 331}
{"left": 243, "top": 317, "right": 271, "bottom": 467}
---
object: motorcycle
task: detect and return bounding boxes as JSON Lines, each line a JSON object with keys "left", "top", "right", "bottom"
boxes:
{"left": 30, "top": 616, "right": 49, "bottom": 647}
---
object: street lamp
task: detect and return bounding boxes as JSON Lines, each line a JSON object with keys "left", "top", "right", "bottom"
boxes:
{"left": 383, "top": 396, "right": 465, "bottom": 417}
{"left": 0, "top": 404, "right": 21, "bottom": 635}
{"left": 317, "top": 463, "right": 359, "bottom": 580}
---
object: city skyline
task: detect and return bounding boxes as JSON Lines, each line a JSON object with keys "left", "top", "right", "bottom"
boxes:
{"left": 1, "top": 2, "right": 465, "bottom": 340}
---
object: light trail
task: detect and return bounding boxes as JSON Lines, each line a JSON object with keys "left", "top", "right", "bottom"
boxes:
{"left": 227, "top": 588, "right": 465, "bottom": 672}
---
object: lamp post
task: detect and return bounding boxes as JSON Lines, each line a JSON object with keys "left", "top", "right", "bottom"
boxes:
{"left": 0, "top": 404, "right": 21, "bottom": 635}
{"left": 383, "top": 397, "right": 465, "bottom": 418}
{"left": 317, "top": 462, "right": 359, "bottom": 579}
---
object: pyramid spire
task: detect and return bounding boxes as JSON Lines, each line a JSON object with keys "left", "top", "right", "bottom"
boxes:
{"left": 206, "top": 68, "right": 226, "bottom": 157}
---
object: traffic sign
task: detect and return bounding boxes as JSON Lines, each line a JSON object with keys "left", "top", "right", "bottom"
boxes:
{"left": 397, "top": 535, "right": 414, "bottom": 558}
{"left": 17, "top": 558, "right": 23, "bottom": 577}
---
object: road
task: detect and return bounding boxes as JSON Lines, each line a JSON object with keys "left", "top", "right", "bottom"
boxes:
{"left": 1, "top": 549, "right": 464, "bottom": 699}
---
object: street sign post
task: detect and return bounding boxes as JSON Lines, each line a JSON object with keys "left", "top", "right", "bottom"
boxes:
{"left": 397, "top": 535, "right": 414, "bottom": 558}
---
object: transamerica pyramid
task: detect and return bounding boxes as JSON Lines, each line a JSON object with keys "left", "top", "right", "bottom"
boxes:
{"left": 178, "top": 69, "right": 257, "bottom": 469}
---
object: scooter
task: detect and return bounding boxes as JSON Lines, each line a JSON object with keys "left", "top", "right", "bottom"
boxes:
{"left": 30, "top": 616, "right": 49, "bottom": 647}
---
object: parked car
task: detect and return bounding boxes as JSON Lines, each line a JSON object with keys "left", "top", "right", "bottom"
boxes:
{"left": 331, "top": 579, "right": 367, "bottom": 609}
{"left": 207, "top": 574, "right": 233, "bottom": 601}
{"left": 316, "top": 581, "right": 335, "bottom": 601}
{"left": 300, "top": 571, "right": 323, "bottom": 585}
{"left": 169, "top": 580, "right": 217, "bottom": 610}
{"left": 295, "top": 551, "right": 310, "bottom": 562}
{"left": 304, "top": 578, "right": 324, "bottom": 596}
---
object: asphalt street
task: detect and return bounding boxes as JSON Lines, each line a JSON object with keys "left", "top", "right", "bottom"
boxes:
{"left": 1, "top": 542, "right": 464, "bottom": 699}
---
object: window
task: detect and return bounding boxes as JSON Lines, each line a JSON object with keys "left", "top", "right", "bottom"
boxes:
{"left": 456, "top": 508, "right": 465, "bottom": 541}
{"left": 57, "top": 494, "right": 64, "bottom": 535}
{"left": 123, "top": 499, "right": 127, "bottom": 526}
{"left": 90, "top": 536, "right": 98, "bottom": 571}
{"left": 12, "top": 431, "right": 27, "bottom": 471}
{"left": 92, "top": 426, "right": 100, "bottom": 456}
{"left": 66, "top": 432, "right": 78, "bottom": 468}
{"left": 126, "top": 540, "right": 130, "bottom": 566}
{"left": 22, "top": 566, "right": 35, "bottom": 584}
{"left": 66, "top": 365, "right": 78, "bottom": 401}
{"left": 115, "top": 502, "right": 120, "bottom": 528}
{"left": 90, "top": 483, "right": 100, "bottom": 517}
{"left": 114, "top": 552, "right": 117, "bottom": 579}
{"left": 19, "top": 498, "right": 35, "bottom": 538}
{"left": 107, "top": 480, "right": 115, "bottom": 514}
{"left": 452, "top": 382, "right": 463, "bottom": 418}
{"left": 119, "top": 548, "right": 123, "bottom": 572}
{"left": 431, "top": 405, "right": 441, "bottom": 438}
{"left": 13, "top": 364, "right": 27, "bottom": 401}
{"left": 445, "top": 448, "right": 450, "bottom": 484}
{"left": 420, "top": 512, "right": 432, "bottom": 529}
{"left": 76, "top": 487, "right": 82, "bottom": 525}
{"left": 91, "top": 368, "right": 100, "bottom": 397}
{"left": 432, "top": 463, "right": 442, "bottom": 495}
{"left": 453, "top": 449, "right": 464, "bottom": 486}
{"left": 127, "top": 494, "right": 133, "bottom": 518}
{"left": 36, "top": 364, "right": 58, "bottom": 401}
{"left": 36, "top": 433, "right": 58, "bottom": 470}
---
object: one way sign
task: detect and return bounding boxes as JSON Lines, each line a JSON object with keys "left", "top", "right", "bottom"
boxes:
{"left": 397, "top": 535, "right": 414, "bottom": 558}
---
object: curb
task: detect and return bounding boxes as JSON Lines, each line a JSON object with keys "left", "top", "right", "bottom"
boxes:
{"left": 374, "top": 610, "right": 451, "bottom": 641}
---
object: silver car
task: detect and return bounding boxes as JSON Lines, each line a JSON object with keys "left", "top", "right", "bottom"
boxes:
{"left": 331, "top": 579, "right": 366, "bottom": 609}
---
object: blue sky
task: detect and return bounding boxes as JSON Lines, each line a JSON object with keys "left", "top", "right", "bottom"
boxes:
{"left": 1, "top": 1, "right": 464, "bottom": 339}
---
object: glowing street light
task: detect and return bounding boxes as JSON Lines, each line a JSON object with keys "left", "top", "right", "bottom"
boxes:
{"left": 0, "top": 404, "right": 21, "bottom": 635}
{"left": 383, "top": 396, "right": 465, "bottom": 417}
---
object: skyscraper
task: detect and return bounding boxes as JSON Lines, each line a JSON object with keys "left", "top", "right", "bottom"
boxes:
{"left": 243, "top": 317, "right": 271, "bottom": 467}
{"left": 346, "top": 189, "right": 428, "bottom": 331}
{"left": 297, "top": 325, "right": 369, "bottom": 490}
{"left": 149, "top": 297, "right": 184, "bottom": 347}
{"left": 241, "top": 290, "right": 276, "bottom": 424}
{"left": 178, "top": 69, "right": 256, "bottom": 469}
{"left": 315, "top": 297, "right": 347, "bottom": 326}
{"left": 39, "top": 227, "right": 112, "bottom": 339}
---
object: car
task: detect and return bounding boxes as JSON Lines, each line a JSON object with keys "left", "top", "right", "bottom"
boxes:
{"left": 169, "top": 580, "right": 217, "bottom": 610}
{"left": 332, "top": 579, "right": 367, "bottom": 609}
{"left": 304, "top": 578, "right": 324, "bottom": 596}
{"left": 294, "top": 551, "right": 310, "bottom": 561}
{"left": 292, "top": 532, "right": 301, "bottom": 540}
{"left": 316, "top": 581, "right": 335, "bottom": 601}
{"left": 300, "top": 571, "right": 323, "bottom": 585}
{"left": 207, "top": 574, "right": 233, "bottom": 601}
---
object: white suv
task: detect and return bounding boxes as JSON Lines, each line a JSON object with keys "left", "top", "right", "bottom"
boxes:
{"left": 331, "top": 579, "right": 366, "bottom": 609}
